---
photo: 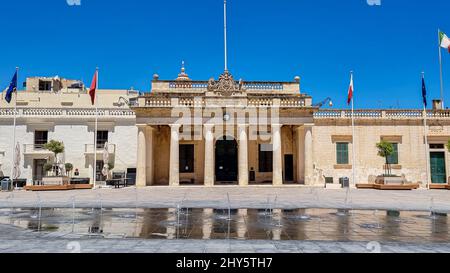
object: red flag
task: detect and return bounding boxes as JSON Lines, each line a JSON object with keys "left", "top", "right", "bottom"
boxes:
{"left": 89, "top": 70, "right": 97, "bottom": 105}
{"left": 347, "top": 74, "right": 354, "bottom": 105}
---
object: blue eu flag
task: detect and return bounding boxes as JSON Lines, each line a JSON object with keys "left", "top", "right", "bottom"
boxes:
{"left": 5, "top": 71, "right": 18, "bottom": 103}
{"left": 422, "top": 76, "right": 427, "bottom": 108}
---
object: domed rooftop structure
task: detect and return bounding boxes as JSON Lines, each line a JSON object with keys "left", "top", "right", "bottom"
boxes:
{"left": 175, "top": 61, "right": 191, "bottom": 81}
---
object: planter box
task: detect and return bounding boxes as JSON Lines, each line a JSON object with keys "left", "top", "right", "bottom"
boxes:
{"left": 42, "top": 176, "right": 70, "bottom": 186}
{"left": 375, "top": 176, "right": 407, "bottom": 185}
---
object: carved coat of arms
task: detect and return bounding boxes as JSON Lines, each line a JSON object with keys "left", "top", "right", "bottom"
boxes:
{"left": 207, "top": 70, "right": 245, "bottom": 96}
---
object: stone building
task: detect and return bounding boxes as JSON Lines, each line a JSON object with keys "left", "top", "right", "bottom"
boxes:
{"left": 1, "top": 68, "right": 450, "bottom": 189}
{"left": 0, "top": 76, "right": 138, "bottom": 184}
{"left": 132, "top": 66, "right": 450, "bottom": 188}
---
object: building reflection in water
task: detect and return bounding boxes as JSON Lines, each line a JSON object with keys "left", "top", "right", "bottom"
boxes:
{"left": 88, "top": 209, "right": 104, "bottom": 234}
{"left": 202, "top": 209, "right": 213, "bottom": 239}
{"left": 1, "top": 207, "right": 450, "bottom": 244}
{"left": 431, "top": 213, "right": 449, "bottom": 241}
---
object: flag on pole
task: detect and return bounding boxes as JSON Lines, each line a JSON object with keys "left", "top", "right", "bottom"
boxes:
{"left": 5, "top": 71, "right": 18, "bottom": 104}
{"left": 422, "top": 74, "right": 427, "bottom": 108}
{"left": 440, "top": 31, "right": 450, "bottom": 53}
{"left": 347, "top": 73, "right": 354, "bottom": 105}
{"left": 89, "top": 70, "right": 97, "bottom": 105}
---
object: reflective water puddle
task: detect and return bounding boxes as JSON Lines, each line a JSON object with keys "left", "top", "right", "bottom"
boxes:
{"left": 0, "top": 208, "right": 448, "bottom": 243}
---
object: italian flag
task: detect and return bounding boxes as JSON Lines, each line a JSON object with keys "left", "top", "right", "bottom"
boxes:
{"left": 440, "top": 31, "right": 450, "bottom": 53}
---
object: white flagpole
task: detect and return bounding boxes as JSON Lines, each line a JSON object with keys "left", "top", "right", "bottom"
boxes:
{"left": 351, "top": 71, "right": 356, "bottom": 187}
{"left": 422, "top": 72, "right": 431, "bottom": 190}
{"left": 93, "top": 68, "right": 98, "bottom": 189}
{"left": 224, "top": 0, "right": 228, "bottom": 72}
{"left": 438, "top": 29, "right": 445, "bottom": 108}
{"left": 10, "top": 67, "right": 18, "bottom": 187}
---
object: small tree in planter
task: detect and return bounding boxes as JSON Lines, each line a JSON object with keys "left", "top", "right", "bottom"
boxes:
{"left": 43, "top": 163, "right": 53, "bottom": 176}
{"left": 43, "top": 140, "right": 65, "bottom": 176}
{"left": 65, "top": 163, "right": 74, "bottom": 177}
{"left": 376, "top": 141, "right": 395, "bottom": 177}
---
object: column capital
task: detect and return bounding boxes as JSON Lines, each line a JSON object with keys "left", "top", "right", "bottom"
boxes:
{"left": 169, "top": 124, "right": 182, "bottom": 129}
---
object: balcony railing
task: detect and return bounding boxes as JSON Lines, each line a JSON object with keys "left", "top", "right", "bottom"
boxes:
{"left": 84, "top": 143, "right": 116, "bottom": 154}
{"left": 314, "top": 110, "right": 450, "bottom": 120}
{"left": 23, "top": 144, "right": 53, "bottom": 154}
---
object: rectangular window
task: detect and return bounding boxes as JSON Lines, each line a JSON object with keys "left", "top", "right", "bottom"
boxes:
{"left": 34, "top": 131, "right": 48, "bottom": 148}
{"left": 96, "top": 131, "right": 109, "bottom": 148}
{"left": 38, "top": 80, "right": 52, "bottom": 91}
{"left": 430, "top": 144, "right": 445, "bottom": 150}
{"left": 336, "top": 143, "right": 349, "bottom": 165}
{"left": 387, "top": 143, "right": 399, "bottom": 165}
{"left": 179, "top": 144, "right": 194, "bottom": 173}
{"left": 259, "top": 144, "right": 273, "bottom": 173}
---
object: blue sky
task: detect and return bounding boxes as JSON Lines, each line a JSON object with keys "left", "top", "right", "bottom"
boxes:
{"left": 0, "top": 0, "right": 449, "bottom": 109}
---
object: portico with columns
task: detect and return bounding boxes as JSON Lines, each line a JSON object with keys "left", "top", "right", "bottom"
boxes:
{"left": 133, "top": 65, "right": 316, "bottom": 187}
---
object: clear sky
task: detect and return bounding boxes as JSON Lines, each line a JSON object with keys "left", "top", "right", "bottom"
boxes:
{"left": 0, "top": 0, "right": 449, "bottom": 109}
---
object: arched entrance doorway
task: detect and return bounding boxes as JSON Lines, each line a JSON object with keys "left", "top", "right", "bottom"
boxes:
{"left": 215, "top": 136, "right": 238, "bottom": 183}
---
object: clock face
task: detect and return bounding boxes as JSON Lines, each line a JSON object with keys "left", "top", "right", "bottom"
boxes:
{"left": 223, "top": 114, "right": 230, "bottom": 121}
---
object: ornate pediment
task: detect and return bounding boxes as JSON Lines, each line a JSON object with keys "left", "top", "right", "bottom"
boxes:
{"left": 207, "top": 70, "right": 245, "bottom": 96}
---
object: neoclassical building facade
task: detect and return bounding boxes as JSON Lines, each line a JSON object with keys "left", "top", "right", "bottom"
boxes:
{"left": 132, "top": 67, "right": 450, "bottom": 188}
{"left": 2, "top": 69, "right": 450, "bottom": 189}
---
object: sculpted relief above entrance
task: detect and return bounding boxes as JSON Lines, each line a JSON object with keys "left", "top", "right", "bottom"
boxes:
{"left": 207, "top": 70, "right": 245, "bottom": 97}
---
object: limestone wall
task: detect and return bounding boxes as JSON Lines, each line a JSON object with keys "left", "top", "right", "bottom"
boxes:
{"left": 312, "top": 120, "right": 449, "bottom": 186}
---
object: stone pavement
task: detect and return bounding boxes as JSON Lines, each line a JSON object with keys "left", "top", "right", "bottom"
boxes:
{"left": 0, "top": 186, "right": 449, "bottom": 212}
{"left": 0, "top": 224, "right": 449, "bottom": 253}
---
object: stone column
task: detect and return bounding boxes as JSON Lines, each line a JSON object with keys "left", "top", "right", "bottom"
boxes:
{"left": 296, "top": 126, "right": 305, "bottom": 184}
{"left": 272, "top": 124, "right": 283, "bottom": 186}
{"left": 202, "top": 208, "right": 213, "bottom": 239}
{"left": 169, "top": 124, "right": 180, "bottom": 186}
{"left": 136, "top": 126, "right": 147, "bottom": 187}
{"left": 304, "top": 125, "right": 313, "bottom": 185}
{"left": 146, "top": 126, "right": 154, "bottom": 186}
{"left": 238, "top": 124, "right": 249, "bottom": 186}
{"left": 204, "top": 124, "right": 215, "bottom": 186}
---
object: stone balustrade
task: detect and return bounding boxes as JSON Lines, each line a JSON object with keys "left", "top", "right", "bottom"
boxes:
{"left": 244, "top": 82, "right": 284, "bottom": 90}
{"left": 84, "top": 143, "right": 116, "bottom": 154}
{"left": 168, "top": 81, "right": 208, "bottom": 90}
{"left": 165, "top": 81, "right": 286, "bottom": 91}
{"left": 314, "top": 109, "right": 450, "bottom": 119}
{"left": 0, "top": 108, "right": 135, "bottom": 117}
{"left": 23, "top": 144, "right": 53, "bottom": 154}
{"left": 143, "top": 96, "right": 309, "bottom": 108}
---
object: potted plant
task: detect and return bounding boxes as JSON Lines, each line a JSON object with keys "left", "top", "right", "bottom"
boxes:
{"left": 42, "top": 140, "right": 69, "bottom": 186}
{"left": 43, "top": 140, "right": 65, "bottom": 176}
{"left": 43, "top": 163, "right": 53, "bottom": 176}
{"left": 65, "top": 163, "right": 74, "bottom": 177}
{"left": 376, "top": 141, "right": 394, "bottom": 177}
